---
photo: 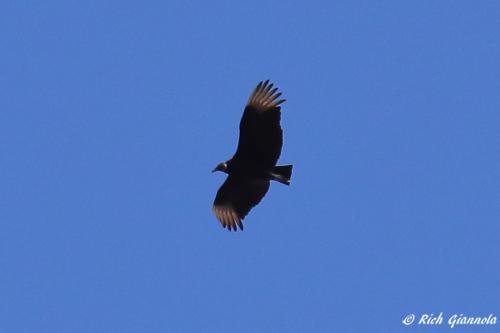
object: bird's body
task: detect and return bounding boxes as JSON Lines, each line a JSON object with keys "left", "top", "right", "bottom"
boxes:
{"left": 212, "top": 80, "right": 293, "bottom": 231}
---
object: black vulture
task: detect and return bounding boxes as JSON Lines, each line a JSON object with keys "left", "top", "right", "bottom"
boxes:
{"left": 212, "top": 80, "right": 293, "bottom": 231}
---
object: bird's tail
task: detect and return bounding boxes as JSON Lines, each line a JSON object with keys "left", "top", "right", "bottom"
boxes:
{"left": 271, "top": 165, "right": 293, "bottom": 185}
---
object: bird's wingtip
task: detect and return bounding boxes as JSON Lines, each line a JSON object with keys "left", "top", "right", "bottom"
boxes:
{"left": 213, "top": 205, "right": 244, "bottom": 232}
{"left": 247, "top": 80, "right": 285, "bottom": 109}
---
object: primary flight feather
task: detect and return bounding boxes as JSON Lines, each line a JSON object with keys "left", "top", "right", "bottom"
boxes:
{"left": 212, "top": 80, "right": 293, "bottom": 231}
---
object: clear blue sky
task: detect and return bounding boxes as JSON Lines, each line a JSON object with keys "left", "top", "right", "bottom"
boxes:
{"left": 1, "top": 1, "right": 499, "bottom": 332}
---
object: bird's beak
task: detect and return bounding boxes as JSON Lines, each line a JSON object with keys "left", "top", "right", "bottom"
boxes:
{"left": 211, "top": 167, "right": 217, "bottom": 173}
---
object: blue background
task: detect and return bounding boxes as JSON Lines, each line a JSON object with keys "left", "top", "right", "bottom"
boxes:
{"left": 1, "top": 1, "right": 499, "bottom": 332}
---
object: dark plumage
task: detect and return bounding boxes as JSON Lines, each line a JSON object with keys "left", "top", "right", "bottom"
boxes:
{"left": 212, "top": 80, "right": 293, "bottom": 231}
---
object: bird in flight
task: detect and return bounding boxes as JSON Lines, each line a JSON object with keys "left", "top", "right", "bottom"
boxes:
{"left": 212, "top": 80, "right": 293, "bottom": 231}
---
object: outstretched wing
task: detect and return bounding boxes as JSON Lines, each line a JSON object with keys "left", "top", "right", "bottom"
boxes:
{"left": 232, "top": 80, "right": 286, "bottom": 170}
{"left": 212, "top": 176, "right": 270, "bottom": 231}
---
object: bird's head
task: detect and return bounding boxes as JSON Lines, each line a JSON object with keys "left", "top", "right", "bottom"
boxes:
{"left": 212, "top": 161, "right": 228, "bottom": 173}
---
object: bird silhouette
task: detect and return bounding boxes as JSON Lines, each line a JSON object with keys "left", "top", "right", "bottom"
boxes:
{"left": 212, "top": 80, "right": 293, "bottom": 231}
